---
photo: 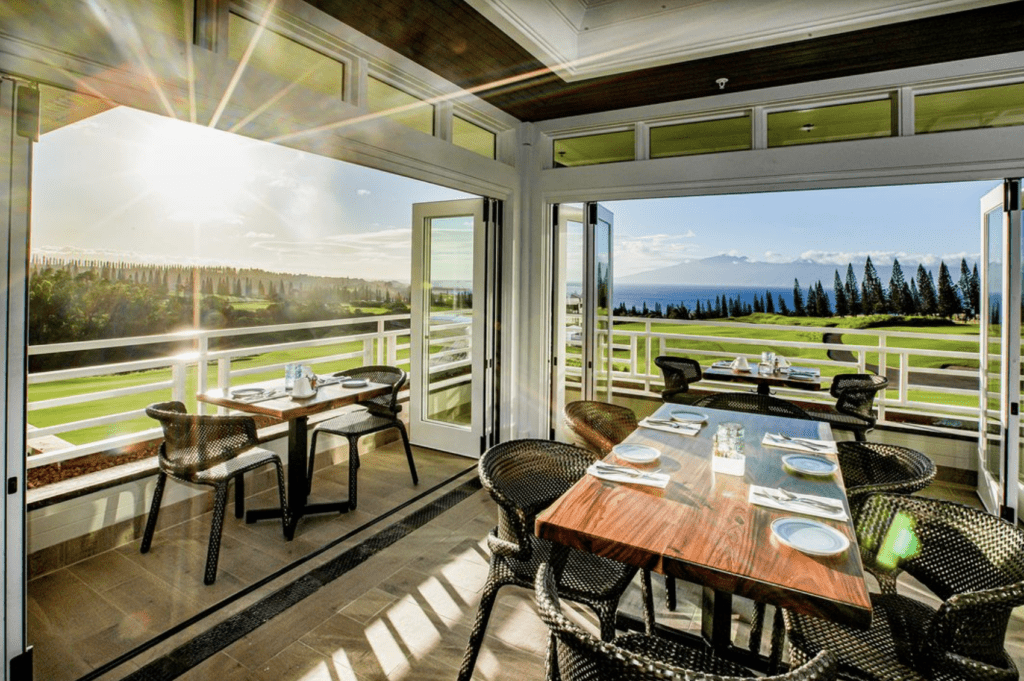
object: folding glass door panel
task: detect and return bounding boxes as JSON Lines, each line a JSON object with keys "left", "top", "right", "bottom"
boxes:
{"left": 1, "top": 77, "right": 32, "bottom": 673}
{"left": 978, "top": 181, "right": 1022, "bottom": 522}
{"left": 550, "top": 202, "right": 614, "bottom": 440}
{"left": 410, "top": 198, "right": 497, "bottom": 457}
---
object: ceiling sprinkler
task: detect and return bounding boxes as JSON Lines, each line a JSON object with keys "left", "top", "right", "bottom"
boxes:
{"left": 716, "top": 78, "right": 729, "bottom": 90}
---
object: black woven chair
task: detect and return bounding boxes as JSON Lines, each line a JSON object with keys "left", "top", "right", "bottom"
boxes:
{"left": 837, "top": 441, "right": 936, "bottom": 520}
{"left": 306, "top": 365, "right": 416, "bottom": 511}
{"left": 143, "top": 401, "right": 289, "bottom": 585}
{"left": 564, "top": 400, "right": 638, "bottom": 456}
{"left": 784, "top": 494, "right": 1024, "bottom": 681}
{"left": 458, "top": 439, "right": 650, "bottom": 681}
{"left": 693, "top": 392, "right": 813, "bottom": 420}
{"left": 536, "top": 562, "right": 837, "bottom": 681}
{"left": 809, "top": 373, "right": 888, "bottom": 441}
{"left": 654, "top": 355, "right": 703, "bottom": 404}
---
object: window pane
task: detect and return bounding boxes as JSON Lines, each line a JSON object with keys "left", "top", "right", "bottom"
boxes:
{"left": 452, "top": 116, "right": 495, "bottom": 159}
{"left": 916, "top": 82, "right": 1024, "bottom": 134}
{"left": 229, "top": 13, "right": 343, "bottom": 99}
{"left": 554, "top": 130, "right": 634, "bottom": 167}
{"left": 650, "top": 116, "right": 751, "bottom": 158}
{"left": 768, "top": 100, "right": 892, "bottom": 147}
{"left": 367, "top": 77, "right": 434, "bottom": 135}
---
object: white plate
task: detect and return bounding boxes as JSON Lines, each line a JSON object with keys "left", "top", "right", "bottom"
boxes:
{"left": 771, "top": 517, "right": 850, "bottom": 556}
{"left": 231, "top": 388, "right": 264, "bottom": 398}
{"left": 612, "top": 443, "right": 660, "bottom": 464}
{"left": 670, "top": 410, "right": 708, "bottom": 424}
{"left": 782, "top": 454, "right": 839, "bottom": 477}
{"left": 342, "top": 379, "right": 369, "bottom": 388}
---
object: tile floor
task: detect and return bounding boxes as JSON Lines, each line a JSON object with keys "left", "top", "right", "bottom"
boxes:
{"left": 26, "top": 441, "right": 1024, "bottom": 681}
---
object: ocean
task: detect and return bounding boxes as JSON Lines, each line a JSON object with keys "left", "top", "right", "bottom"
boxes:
{"left": 612, "top": 283, "right": 797, "bottom": 312}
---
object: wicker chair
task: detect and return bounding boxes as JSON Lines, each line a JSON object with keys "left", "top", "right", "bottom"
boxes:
{"left": 654, "top": 356, "right": 703, "bottom": 404}
{"left": 837, "top": 441, "right": 936, "bottom": 520}
{"left": 808, "top": 373, "right": 888, "bottom": 441}
{"left": 143, "top": 401, "right": 290, "bottom": 585}
{"left": 458, "top": 439, "right": 649, "bottom": 681}
{"left": 692, "top": 392, "right": 813, "bottom": 420}
{"left": 784, "top": 494, "right": 1024, "bottom": 681}
{"left": 306, "top": 365, "right": 417, "bottom": 511}
{"left": 536, "top": 562, "right": 837, "bottom": 681}
{"left": 564, "top": 400, "right": 638, "bottom": 456}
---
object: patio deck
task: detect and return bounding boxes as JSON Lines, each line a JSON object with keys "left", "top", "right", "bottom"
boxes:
{"left": 27, "top": 439, "right": 1024, "bottom": 681}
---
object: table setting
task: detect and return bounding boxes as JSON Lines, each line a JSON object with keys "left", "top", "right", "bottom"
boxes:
{"left": 639, "top": 408, "right": 708, "bottom": 436}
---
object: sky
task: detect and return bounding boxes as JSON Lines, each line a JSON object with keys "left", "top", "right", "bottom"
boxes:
{"left": 31, "top": 105, "right": 1000, "bottom": 283}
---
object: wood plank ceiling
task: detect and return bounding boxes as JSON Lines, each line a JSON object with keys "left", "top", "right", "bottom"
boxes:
{"left": 309, "top": 0, "right": 1024, "bottom": 122}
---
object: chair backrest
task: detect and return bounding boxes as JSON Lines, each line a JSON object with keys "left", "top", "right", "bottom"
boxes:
{"left": 145, "top": 401, "right": 259, "bottom": 478}
{"left": 693, "top": 392, "right": 812, "bottom": 420}
{"left": 534, "top": 563, "right": 837, "bottom": 681}
{"left": 654, "top": 356, "right": 702, "bottom": 401}
{"left": 346, "top": 365, "right": 406, "bottom": 416}
{"left": 857, "top": 494, "right": 1024, "bottom": 669}
{"left": 836, "top": 442, "right": 936, "bottom": 517}
{"left": 563, "top": 401, "right": 638, "bottom": 456}
{"left": 829, "top": 373, "right": 888, "bottom": 423}
{"left": 479, "top": 439, "right": 596, "bottom": 561}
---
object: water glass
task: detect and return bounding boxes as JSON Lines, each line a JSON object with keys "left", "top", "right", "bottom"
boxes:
{"left": 284, "top": 362, "right": 299, "bottom": 390}
{"left": 715, "top": 422, "right": 745, "bottom": 458}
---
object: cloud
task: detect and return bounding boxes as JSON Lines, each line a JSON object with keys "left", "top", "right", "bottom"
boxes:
{"left": 782, "top": 250, "right": 981, "bottom": 267}
{"left": 244, "top": 231, "right": 276, "bottom": 239}
{"left": 615, "top": 233, "right": 701, "bottom": 276}
{"left": 357, "top": 189, "right": 371, "bottom": 196}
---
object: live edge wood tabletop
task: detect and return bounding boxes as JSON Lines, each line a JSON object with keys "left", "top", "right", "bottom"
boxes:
{"left": 535, "top": 403, "right": 872, "bottom": 638}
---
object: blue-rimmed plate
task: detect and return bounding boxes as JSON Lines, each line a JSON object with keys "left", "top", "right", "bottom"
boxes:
{"left": 612, "top": 443, "right": 660, "bottom": 464}
{"left": 782, "top": 454, "right": 839, "bottom": 477}
{"left": 771, "top": 517, "right": 849, "bottom": 556}
{"left": 670, "top": 410, "right": 708, "bottom": 424}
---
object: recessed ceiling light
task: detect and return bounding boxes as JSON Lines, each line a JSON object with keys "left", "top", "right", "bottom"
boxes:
{"left": 801, "top": 123, "right": 815, "bottom": 132}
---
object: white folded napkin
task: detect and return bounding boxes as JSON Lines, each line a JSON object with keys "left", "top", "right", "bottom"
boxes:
{"left": 587, "top": 464, "right": 670, "bottom": 488}
{"left": 787, "top": 367, "right": 820, "bottom": 377}
{"left": 749, "top": 485, "right": 848, "bottom": 521}
{"left": 762, "top": 433, "right": 838, "bottom": 453}
{"left": 315, "top": 376, "right": 342, "bottom": 387}
{"left": 639, "top": 418, "right": 701, "bottom": 436}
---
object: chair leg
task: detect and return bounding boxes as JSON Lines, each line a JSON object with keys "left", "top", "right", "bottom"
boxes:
{"left": 665, "top": 575, "right": 677, "bottom": 610}
{"left": 396, "top": 421, "right": 418, "bottom": 485}
{"left": 641, "top": 570, "right": 655, "bottom": 635}
{"left": 140, "top": 472, "right": 167, "bottom": 554}
{"left": 204, "top": 483, "right": 230, "bottom": 585}
{"left": 767, "top": 606, "right": 786, "bottom": 674}
{"left": 457, "top": 575, "right": 503, "bottom": 681}
{"left": 272, "top": 460, "right": 291, "bottom": 540}
{"left": 347, "top": 435, "right": 360, "bottom": 511}
{"left": 748, "top": 601, "right": 766, "bottom": 654}
{"left": 854, "top": 428, "right": 868, "bottom": 442}
{"left": 234, "top": 473, "right": 245, "bottom": 519}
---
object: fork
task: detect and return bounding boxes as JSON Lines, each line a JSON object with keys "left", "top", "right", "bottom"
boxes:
{"left": 645, "top": 418, "right": 689, "bottom": 429}
{"left": 774, "top": 488, "right": 842, "bottom": 511}
{"left": 595, "top": 462, "right": 662, "bottom": 477}
{"left": 776, "top": 433, "right": 825, "bottom": 451}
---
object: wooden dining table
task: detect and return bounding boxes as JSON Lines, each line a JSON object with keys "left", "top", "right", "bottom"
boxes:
{"left": 535, "top": 403, "right": 871, "bottom": 654}
{"left": 197, "top": 377, "right": 390, "bottom": 539}
{"left": 703, "top": 362, "right": 823, "bottom": 395}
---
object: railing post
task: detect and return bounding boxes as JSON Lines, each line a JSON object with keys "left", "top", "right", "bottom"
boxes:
{"left": 898, "top": 352, "right": 910, "bottom": 407}
{"left": 196, "top": 335, "right": 209, "bottom": 414}
{"left": 876, "top": 334, "right": 888, "bottom": 423}
{"left": 217, "top": 358, "right": 231, "bottom": 415}
{"left": 172, "top": 360, "right": 187, "bottom": 404}
{"left": 363, "top": 338, "right": 373, "bottom": 366}
{"left": 377, "top": 319, "right": 385, "bottom": 364}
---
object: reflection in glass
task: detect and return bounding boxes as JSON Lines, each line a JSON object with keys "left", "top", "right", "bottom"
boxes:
{"left": 916, "top": 82, "right": 1024, "bottom": 134}
{"left": 595, "top": 216, "right": 613, "bottom": 401}
{"left": 986, "top": 207, "right": 1003, "bottom": 479}
{"left": 650, "top": 115, "right": 751, "bottom": 158}
{"left": 768, "top": 99, "right": 892, "bottom": 147}
{"left": 554, "top": 130, "right": 634, "bottom": 167}
{"left": 426, "top": 216, "right": 474, "bottom": 425}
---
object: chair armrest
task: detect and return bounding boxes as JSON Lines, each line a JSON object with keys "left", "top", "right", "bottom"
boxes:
{"left": 925, "top": 581, "right": 1024, "bottom": 673}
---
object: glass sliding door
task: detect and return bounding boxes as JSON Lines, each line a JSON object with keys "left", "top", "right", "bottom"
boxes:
{"left": 978, "top": 180, "right": 1022, "bottom": 523}
{"left": 410, "top": 198, "right": 499, "bottom": 456}
{"left": 550, "top": 202, "right": 615, "bottom": 440}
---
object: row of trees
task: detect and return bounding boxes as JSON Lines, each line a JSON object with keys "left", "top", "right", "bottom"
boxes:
{"left": 613, "top": 257, "right": 981, "bottom": 321}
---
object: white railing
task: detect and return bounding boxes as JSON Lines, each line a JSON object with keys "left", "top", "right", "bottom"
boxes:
{"left": 27, "top": 315, "right": 413, "bottom": 469}
{"left": 29, "top": 312, "right": 994, "bottom": 472}
{"left": 568, "top": 316, "right": 986, "bottom": 436}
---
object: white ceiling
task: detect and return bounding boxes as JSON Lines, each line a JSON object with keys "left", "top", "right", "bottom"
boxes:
{"left": 465, "top": 0, "right": 1014, "bottom": 81}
